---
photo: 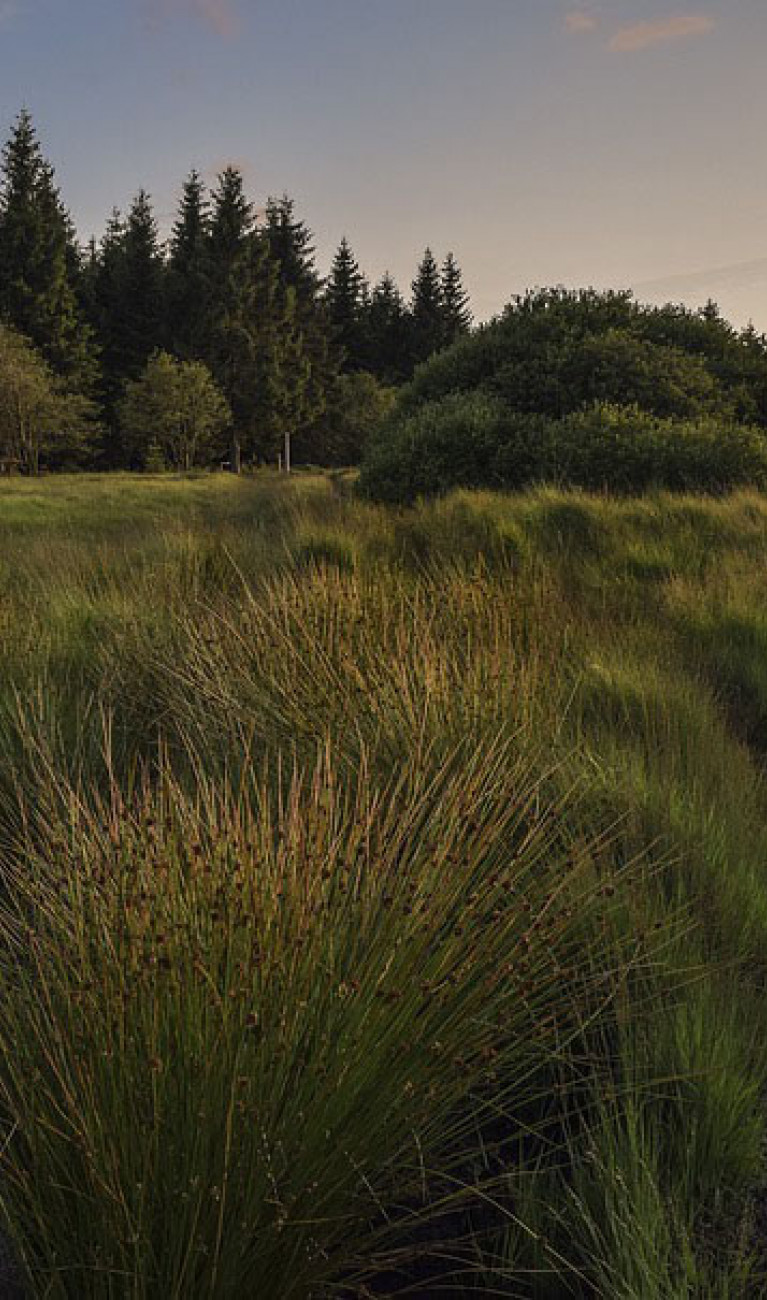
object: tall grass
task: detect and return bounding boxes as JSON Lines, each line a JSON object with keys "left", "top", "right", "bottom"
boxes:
{"left": 0, "top": 473, "right": 766, "bottom": 1293}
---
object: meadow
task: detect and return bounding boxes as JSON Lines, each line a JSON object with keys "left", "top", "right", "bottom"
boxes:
{"left": 1, "top": 471, "right": 767, "bottom": 1296}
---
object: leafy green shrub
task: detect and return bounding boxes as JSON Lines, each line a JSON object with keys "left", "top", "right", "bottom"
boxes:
{"left": 299, "top": 372, "right": 396, "bottom": 467}
{"left": 362, "top": 288, "right": 767, "bottom": 503}
{"left": 397, "top": 288, "right": 766, "bottom": 423}
{"left": 362, "top": 401, "right": 767, "bottom": 502}
{"left": 359, "top": 390, "right": 510, "bottom": 502}
{"left": 553, "top": 405, "right": 767, "bottom": 494}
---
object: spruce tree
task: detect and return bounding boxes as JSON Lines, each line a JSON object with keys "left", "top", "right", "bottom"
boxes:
{"left": 440, "top": 252, "right": 472, "bottom": 345}
{"left": 83, "top": 194, "right": 164, "bottom": 464}
{"left": 325, "top": 237, "right": 368, "bottom": 371}
{"left": 166, "top": 170, "right": 211, "bottom": 360}
{"left": 118, "top": 190, "right": 165, "bottom": 376}
{"left": 0, "top": 111, "right": 96, "bottom": 389}
{"left": 85, "top": 197, "right": 164, "bottom": 396}
{"left": 364, "top": 272, "right": 409, "bottom": 384}
{"left": 264, "top": 195, "right": 321, "bottom": 299}
{"left": 205, "top": 167, "right": 287, "bottom": 468}
{"left": 410, "top": 247, "right": 444, "bottom": 369}
{"left": 263, "top": 193, "right": 339, "bottom": 455}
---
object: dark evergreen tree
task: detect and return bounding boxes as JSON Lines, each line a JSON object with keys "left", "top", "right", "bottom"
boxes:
{"left": 205, "top": 167, "right": 305, "bottom": 468}
{"left": 440, "top": 252, "right": 472, "bottom": 344}
{"left": 364, "top": 272, "right": 410, "bottom": 384}
{"left": 410, "top": 247, "right": 444, "bottom": 368}
{"left": 264, "top": 194, "right": 321, "bottom": 299}
{"left": 325, "top": 237, "right": 368, "bottom": 371}
{"left": 0, "top": 110, "right": 97, "bottom": 390}
{"left": 263, "top": 193, "right": 339, "bottom": 452}
{"left": 166, "top": 170, "right": 211, "bottom": 360}
{"left": 82, "top": 194, "right": 165, "bottom": 464}
{"left": 118, "top": 190, "right": 165, "bottom": 376}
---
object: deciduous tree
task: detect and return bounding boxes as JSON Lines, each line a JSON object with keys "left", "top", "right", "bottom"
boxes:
{"left": 119, "top": 351, "right": 231, "bottom": 470}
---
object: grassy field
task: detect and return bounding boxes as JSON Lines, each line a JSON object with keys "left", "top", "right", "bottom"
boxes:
{"left": 1, "top": 471, "right": 767, "bottom": 1295}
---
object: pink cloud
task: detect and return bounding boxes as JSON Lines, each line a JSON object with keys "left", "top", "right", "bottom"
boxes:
{"left": 609, "top": 13, "right": 715, "bottom": 53}
{"left": 194, "top": 0, "right": 237, "bottom": 37}
{"left": 148, "top": 0, "right": 239, "bottom": 38}
{"left": 565, "top": 11, "right": 598, "bottom": 34}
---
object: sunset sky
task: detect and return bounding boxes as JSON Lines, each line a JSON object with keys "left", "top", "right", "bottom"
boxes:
{"left": 0, "top": 0, "right": 764, "bottom": 328}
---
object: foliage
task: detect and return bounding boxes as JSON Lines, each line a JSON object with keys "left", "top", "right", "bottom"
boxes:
{"left": 324, "top": 236, "right": 368, "bottom": 371}
{"left": 360, "top": 389, "right": 510, "bottom": 501}
{"left": 363, "top": 287, "right": 767, "bottom": 501}
{"left": 0, "top": 110, "right": 96, "bottom": 390}
{"left": 300, "top": 370, "right": 395, "bottom": 466}
{"left": 165, "top": 169, "right": 211, "bottom": 362}
{"left": 0, "top": 322, "right": 95, "bottom": 473}
{"left": 361, "top": 394, "right": 767, "bottom": 502}
{"left": 399, "top": 287, "right": 767, "bottom": 422}
{"left": 362, "top": 271, "right": 410, "bottom": 384}
{"left": 119, "top": 351, "right": 231, "bottom": 470}
{"left": 409, "top": 246, "right": 444, "bottom": 367}
{"left": 0, "top": 111, "right": 471, "bottom": 470}
{"left": 440, "top": 250, "right": 472, "bottom": 343}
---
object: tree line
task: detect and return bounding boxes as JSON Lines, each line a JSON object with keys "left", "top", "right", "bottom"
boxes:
{"left": 0, "top": 111, "right": 472, "bottom": 472}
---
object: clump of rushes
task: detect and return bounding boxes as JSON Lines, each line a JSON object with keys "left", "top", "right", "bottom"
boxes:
{"left": 0, "top": 738, "right": 644, "bottom": 1297}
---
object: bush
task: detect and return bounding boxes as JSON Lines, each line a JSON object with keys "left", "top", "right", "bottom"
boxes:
{"left": 554, "top": 405, "right": 767, "bottom": 494}
{"left": 360, "top": 393, "right": 565, "bottom": 503}
{"left": 397, "top": 289, "right": 766, "bottom": 424}
{"left": 300, "top": 372, "right": 396, "bottom": 467}
{"left": 360, "top": 288, "right": 767, "bottom": 503}
{"left": 361, "top": 401, "right": 767, "bottom": 503}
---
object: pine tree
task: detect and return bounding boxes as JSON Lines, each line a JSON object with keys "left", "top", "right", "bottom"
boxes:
{"left": 82, "top": 194, "right": 165, "bottom": 464}
{"left": 364, "top": 272, "right": 409, "bottom": 384}
{"left": 264, "top": 194, "right": 321, "bottom": 300}
{"left": 263, "top": 194, "right": 339, "bottom": 455}
{"left": 119, "top": 190, "right": 165, "bottom": 376}
{"left": 166, "top": 170, "right": 211, "bottom": 360}
{"left": 325, "top": 237, "right": 368, "bottom": 371}
{"left": 410, "top": 247, "right": 444, "bottom": 369}
{"left": 0, "top": 111, "right": 97, "bottom": 389}
{"left": 85, "top": 196, "right": 164, "bottom": 398}
{"left": 205, "top": 167, "right": 287, "bottom": 468}
{"left": 440, "top": 252, "right": 471, "bottom": 344}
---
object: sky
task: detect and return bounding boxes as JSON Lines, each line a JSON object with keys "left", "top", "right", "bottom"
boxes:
{"left": 0, "top": 0, "right": 765, "bottom": 329}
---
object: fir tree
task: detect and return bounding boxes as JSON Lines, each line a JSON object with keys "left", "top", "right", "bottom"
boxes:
{"left": 166, "top": 170, "right": 211, "bottom": 360}
{"left": 264, "top": 193, "right": 339, "bottom": 438}
{"left": 325, "top": 237, "right": 368, "bottom": 371}
{"left": 208, "top": 167, "right": 254, "bottom": 271}
{"left": 410, "top": 247, "right": 444, "bottom": 368}
{"left": 364, "top": 272, "right": 409, "bottom": 384}
{"left": 83, "top": 194, "right": 164, "bottom": 464}
{"left": 264, "top": 194, "right": 321, "bottom": 300}
{"left": 118, "top": 190, "right": 165, "bottom": 376}
{"left": 440, "top": 252, "right": 471, "bottom": 344}
{"left": 0, "top": 111, "right": 96, "bottom": 389}
{"left": 205, "top": 167, "right": 287, "bottom": 468}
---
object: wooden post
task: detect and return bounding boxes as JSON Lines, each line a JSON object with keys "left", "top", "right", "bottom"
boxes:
{"left": 284, "top": 429, "right": 291, "bottom": 475}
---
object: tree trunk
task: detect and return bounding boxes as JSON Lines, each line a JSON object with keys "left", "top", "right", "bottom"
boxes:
{"left": 230, "top": 432, "right": 241, "bottom": 474}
